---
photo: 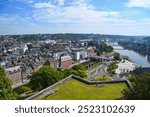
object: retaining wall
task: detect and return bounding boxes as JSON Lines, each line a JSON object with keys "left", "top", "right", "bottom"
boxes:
{"left": 26, "top": 75, "right": 132, "bottom": 100}
{"left": 25, "top": 76, "right": 72, "bottom": 100}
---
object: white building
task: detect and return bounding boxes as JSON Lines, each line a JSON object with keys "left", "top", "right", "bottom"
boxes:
{"left": 45, "top": 40, "right": 56, "bottom": 45}
{"left": 75, "top": 51, "right": 80, "bottom": 61}
{"left": 60, "top": 55, "right": 72, "bottom": 62}
{"left": 5, "top": 66, "right": 21, "bottom": 73}
{"left": 53, "top": 52, "right": 67, "bottom": 60}
{"left": 72, "top": 48, "right": 88, "bottom": 61}
{"left": 5, "top": 66, "right": 23, "bottom": 88}
{"left": 16, "top": 44, "right": 28, "bottom": 55}
{"left": 0, "top": 62, "right": 6, "bottom": 67}
{"left": 39, "top": 40, "right": 56, "bottom": 45}
{"left": 80, "top": 50, "right": 88, "bottom": 59}
{"left": 20, "top": 44, "right": 28, "bottom": 53}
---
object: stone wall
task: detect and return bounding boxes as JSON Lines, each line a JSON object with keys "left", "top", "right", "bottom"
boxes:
{"left": 26, "top": 75, "right": 132, "bottom": 100}
{"left": 26, "top": 75, "right": 72, "bottom": 100}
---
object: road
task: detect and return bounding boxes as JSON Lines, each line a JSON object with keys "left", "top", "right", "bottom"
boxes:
{"left": 87, "top": 62, "right": 127, "bottom": 81}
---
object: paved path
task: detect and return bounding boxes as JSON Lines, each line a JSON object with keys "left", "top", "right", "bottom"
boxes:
{"left": 87, "top": 62, "right": 127, "bottom": 81}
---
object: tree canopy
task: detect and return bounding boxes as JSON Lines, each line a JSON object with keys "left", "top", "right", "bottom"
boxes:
{"left": 30, "top": 64, "right": 87, "bottom": 91}
{"left": 122, "top": 72, "right": 150, "bottom": 100}
{"left": 0, "top": 66, "right": 16, "bottom": 100}
{"left": 114, "top": 52, "right": 121, "bottom": 60}
{"left": 97, "top": 42, "right": 113, "bottom": 55}
{"left": 30, "top": 66, "right": 64, "bottom": 91}
{"left": 66, "top": 64, "right": 87, "bottom": 78}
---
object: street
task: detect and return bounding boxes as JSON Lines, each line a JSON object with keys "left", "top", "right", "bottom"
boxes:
{"left": 87, "top": 62, "right": 126, "bottom": 81}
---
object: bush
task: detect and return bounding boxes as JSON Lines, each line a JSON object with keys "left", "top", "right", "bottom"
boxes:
{"left": 92, "top": 76, "right": 112, "bottom": 81}
{"left": 63, "top": 64, "right": 88, "bottom": 78}
{"left": 114, "top": 52, "right": 121, "bottom": 60}
{"left": 107, "top": 61, "right": 118, "bottom": 74}
{"left": 122, "top": 72, "right": 150, "bottom": 100}
{"left": 129, "top": 76, "right": 136, "bottom": 83}
{"left": 14, "top": 86, "right": 31, "bottom": 94}
{"left": 30, "top": 66, "right": 65, "bottom": 91}
{"left": 0, "top": 66, "right": 16, "bottom": 100}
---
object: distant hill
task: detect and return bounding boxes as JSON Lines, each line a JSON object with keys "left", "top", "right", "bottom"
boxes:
{"left": 0, "top": 33, "right": 145, "bottom": 42}
{"left": 143, "top": 37, "right": 150, "bottom": 42}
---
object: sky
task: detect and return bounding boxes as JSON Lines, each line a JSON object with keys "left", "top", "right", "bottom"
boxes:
{"left": 0, "top": 0, "right": 150, "bottom": 35}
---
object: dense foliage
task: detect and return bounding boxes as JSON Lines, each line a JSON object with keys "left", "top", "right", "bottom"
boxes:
{"left": 0, "top": 66, "right": 16, "bottom": 100}
{"left": 107, "top": 61, "right": 118, "bottom": 74}
{"left": 97, "top": 42, "right": 113, "bottom": 55}
{"left": 118, "top": 41, "right": 150, "bottom": 55}
{"left": 30, "top": 64, "right": 87, "bottom": 91}
{"left": 114, "top": 52, "right": 121, "bottom": 60}
{"left": 64, "top": 64, "right": 87, "bottom": 78}
{"left": 0, "top": 34, "right": 136, "bottom": 43}
{"left": 30, "top": 66, "right": 64, "bottom": 91}
{"left": 122, "top": 72, "right": 150, "bottom": 100}
{"left": 14, "top": 86, "right": 31, "bottom": 94}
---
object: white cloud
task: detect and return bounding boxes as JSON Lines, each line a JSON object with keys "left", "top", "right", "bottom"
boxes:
{"left": 0, "top": 16, "right": 16, "bottom": 25}
{"left": 54, "top": 0, "right": 65, "bottom": 6}
{"left": 0, "top": 15, "right": 31, "bottom": 25}
{"left": 127, "top": 0, "right": 150, "bottom": 9}
{"left": 32, "top": 0, "right": 120, "bottom": 24}
{"left": 33, "top": 2, "right": 55, "bottom": 8}
{"left": 2, "top": 0, "right": 150, "bottom": 35}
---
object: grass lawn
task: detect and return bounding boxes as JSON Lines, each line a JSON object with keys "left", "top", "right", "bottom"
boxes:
{"left": 41, "top": 79, "right": 127, "bottom": 100}
{"left": 91, "top": 76, "right": 112, "bottom": 81}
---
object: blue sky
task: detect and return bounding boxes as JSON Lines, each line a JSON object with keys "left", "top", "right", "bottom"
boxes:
{"left": 0, "top": 0, "right": 150, "bottom": 35}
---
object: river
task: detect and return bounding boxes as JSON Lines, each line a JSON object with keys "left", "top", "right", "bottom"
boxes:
{"left": 113, "top": 45, "right": 150, "bottom": 66}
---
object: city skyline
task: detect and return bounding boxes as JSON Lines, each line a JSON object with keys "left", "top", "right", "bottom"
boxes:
{"left": 0, "top": 0, "right": 150, "bottom": 35}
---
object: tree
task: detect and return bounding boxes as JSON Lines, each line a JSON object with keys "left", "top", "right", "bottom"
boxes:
{"left": 122, "top": 72, "right": 150, "bottom": 100}
{"left": 14, "top": 86, "right": 31, "bottom": 94}
{"left": 30, "top": 66, "right": 64, "bottom": 91}
{"left": 64, "top": 64, "right": 87, "bottom": 78}
{"left": 27, "top": 44, "right": 32, "bottom": 50}
{"left": 0, "top": 66, "right": 16, "bottom": 100}
{"left": 107, "top": 61, "right": 118, "bottom": 74}
{"left": 98, "top": 42, "right": 113, "bottom": 54}
{"left": 114, "top": 52, "right": 121, "bottom": 60}
{"left": 72, "top": 64, "right": 86, "bottom": 71}
{"left": 96, "top": 50, "right": 101, "bottom": 56}
{"left": 71, "top": 64, "right": 87, "bottom": 78}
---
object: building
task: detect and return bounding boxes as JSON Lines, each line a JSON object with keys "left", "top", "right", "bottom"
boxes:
{"left": 5, "top": 66, "right": 23, "bottom": 88}
{"left": 44, "top": 59, "right": 59, "bottom": 69}
{"left": 16, "top": 44, "right": 28, "bottom": 55}
{"left": 21, "top": 66, "right": 32, "bottom": 83}
{"left": 72, "top": 48, "right": 88, "bottom": 61}
{"left": 80, "top": 50, "right": 88, "bottom": 59}
{"left": 53, "top": 52, "right": 68, "bottom": 60}
{"left": 0, "top": 61, "right": 6, "bottom": 66}
{"left": 87, "top": 47, "right": 95, "bottom": 56}
{"left": 45, "top": 40, "right": 56, "bottom": 45}
{"left": 39, "top": 40, "right": 56, "bottom": 45}
{"left": 75, "top": 51, "right": 80, "bottom": 61}
{"left": 60, "top": 55, "right": 72, "bottom": 69}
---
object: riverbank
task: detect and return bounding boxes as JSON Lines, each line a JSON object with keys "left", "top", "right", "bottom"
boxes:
{"left": 113, "top": 45, "right": 150, "bottom": 66}
{"left": 115, "top": 59, "right": 139, "bottom": 75}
